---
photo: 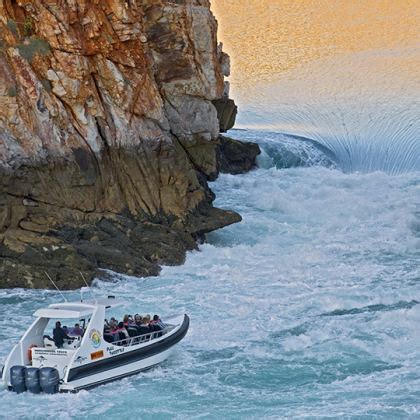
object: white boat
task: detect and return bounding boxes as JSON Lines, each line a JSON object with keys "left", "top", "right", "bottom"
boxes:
{"left": 1, "top": 297, "right": 189, "bottom": 393}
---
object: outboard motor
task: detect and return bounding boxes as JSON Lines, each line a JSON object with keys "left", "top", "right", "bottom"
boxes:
{"left": 25, "top": 367, "right": 41, "bottom": 394}
{"left": 10, "top": 365, "right": 27, "bottom": 393}
{"left": 39, "top": 367, "right": 60, "bottom": 394}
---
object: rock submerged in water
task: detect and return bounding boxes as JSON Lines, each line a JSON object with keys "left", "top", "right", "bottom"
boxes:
{"left": 0, "top": 0, "right": 255, "bottom": 289}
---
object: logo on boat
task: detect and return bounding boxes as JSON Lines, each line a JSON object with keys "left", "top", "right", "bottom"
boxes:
{"left": 106, "top": 345, "right": 124, "bottom": 356}
{"left": 32, "top": 355, "right": 47, "bottom": 363}
{"left": 89, "top": 329, "right": 101, "bottom": 348}
{"left": 74, "top": 355, "right": 87, "bottom": 364}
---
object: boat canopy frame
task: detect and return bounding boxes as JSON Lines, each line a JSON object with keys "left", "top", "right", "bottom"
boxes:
{"left": 33, "top": 298, "right": 125, "bottom": 319}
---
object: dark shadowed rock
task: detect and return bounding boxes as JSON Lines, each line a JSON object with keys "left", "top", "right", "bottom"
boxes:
{"left": 212, "top": 98, "right": 238, "bottom": 132}
{"left": 216, "top": 136, "right": 261, "bottom": 174}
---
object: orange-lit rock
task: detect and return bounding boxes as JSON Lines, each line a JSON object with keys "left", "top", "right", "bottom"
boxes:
{"left": 0, "top": 0, "right": 240, "bottom": 288}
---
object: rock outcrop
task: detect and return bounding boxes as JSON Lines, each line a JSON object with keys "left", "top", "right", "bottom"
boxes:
{"left": 0, "top": 0, "right": 248, "bottom": 289}
{"left": 212, "top": 98, "right": 237, "bottom": 133}
{"left": 217, "top": 135, "right": 261, "bottom": 174}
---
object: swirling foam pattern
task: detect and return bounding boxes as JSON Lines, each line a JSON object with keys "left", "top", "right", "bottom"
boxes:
{"left": 1, "top": 131, "right": 419, "bottom": 417}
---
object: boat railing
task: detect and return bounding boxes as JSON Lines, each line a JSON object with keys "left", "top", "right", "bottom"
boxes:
{"left": 110, "top": 326, "right": 172, "bottom": 347}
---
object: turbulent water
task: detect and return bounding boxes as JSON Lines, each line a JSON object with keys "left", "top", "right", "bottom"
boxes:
{"left": 235, "top": 47, "right": 420, "bottom": 175}
{"left": 2, "top": 1, "right": 419, "bottom": 416}
{"left": 0, "top": 127, "right": 419, "bottom": 418}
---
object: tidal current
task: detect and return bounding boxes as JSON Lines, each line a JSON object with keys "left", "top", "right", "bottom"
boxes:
{"left": 0, "top": 126, "right": 419, "bottom": 417}
{"left": 2, "top": 0, "right": 419, "bottom": 416}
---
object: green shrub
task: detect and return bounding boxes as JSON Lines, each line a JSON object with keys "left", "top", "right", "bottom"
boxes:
{"left": 17, "top": 38, "right": 51, "bottom": 62}
{"left": 23, "top": 17, "right": 34, "bottom": 37}
{"left": 6, "top": 20, "right": 18, "bottom": 37}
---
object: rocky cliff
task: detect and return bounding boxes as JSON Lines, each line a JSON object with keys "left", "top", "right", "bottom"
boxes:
{"left": 0, "top": 0, "right": 251, "bottom": 289}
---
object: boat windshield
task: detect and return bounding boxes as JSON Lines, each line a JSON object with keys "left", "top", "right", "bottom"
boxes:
{"left": 42, "top": 317, "right": 88, "bottom": 350}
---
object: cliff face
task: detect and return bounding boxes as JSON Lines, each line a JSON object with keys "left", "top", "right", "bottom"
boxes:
{"left": 0, "top": 0, "right": 240, "bottom": 288}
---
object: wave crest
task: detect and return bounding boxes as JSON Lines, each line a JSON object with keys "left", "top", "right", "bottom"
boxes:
{"left": 235, "top": 47, "right": 420, "bottom": 174}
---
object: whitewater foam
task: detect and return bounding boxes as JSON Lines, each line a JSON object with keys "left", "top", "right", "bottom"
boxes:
{"left": 1, "top": 132, "right": 419, "bottom": 417}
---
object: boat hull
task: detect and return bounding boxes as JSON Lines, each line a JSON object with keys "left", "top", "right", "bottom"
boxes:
{"left": 60, "top": 314, "right": 189, "bottom": 392}
{"left": 60, "top": 347, "right": 174, "bottom": 392}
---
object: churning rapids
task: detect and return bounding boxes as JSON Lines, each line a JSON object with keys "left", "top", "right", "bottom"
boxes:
{"left": 1, "top": 125, "right": 419, "bottom": 417}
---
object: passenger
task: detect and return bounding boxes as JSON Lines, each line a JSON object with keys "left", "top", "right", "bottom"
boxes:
{"left": 149, "top": 315, "right": 159, "bottom": 330}
{"left": 72, "top": 323, "right": 84, "bottom": 337}
{"left": 134, "top": 314, "right": 142, "bottom": 326}
{"left": 116, "top": 321, "right": 129, "bottom": 342}
{"left": 105, "top": 317, "right": 118, "bottom": 330}
{"left": 104, "top": 319, "right": 111, "bottom": 332}
{"left": 136, "top": 316, "right": 150, "bottom": 335}
{"left": 123, "top": 314, "right": 133, "bottom": 327}
{"left": 150, "top": 315, "right": 165, "bottom": 330}
{"left": 121, "top": 322, "right": 129, "bottom": 336}
{"left": 105, "top": 321, "right": 119, "bottom": 343}
{"left": 126, "top": 317, "right": 139, "bottom": 337}
{"left": 110, "top": 321, "right": 118, "bottom": 332}
{"left": 53, "top": 321, "right": 73, "bottom": 348}
{"left": 103, "top": 323, "right": 114, "bottom": 343}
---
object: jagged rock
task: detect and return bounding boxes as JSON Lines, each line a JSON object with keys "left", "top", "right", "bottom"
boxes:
{"left": 0, "top": 0, "right": 240, "bottom": 289}
{"left": 216, "top": 136, "right": 261, "bottom": 174}
{"left": 212, "top": 98, "right": 238, "bottom": 132}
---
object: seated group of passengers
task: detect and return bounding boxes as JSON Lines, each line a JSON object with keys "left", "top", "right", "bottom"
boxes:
{"left": 104, "top": 314, "right": 165, "bottom": 343}
{"left": 63, "top": 323, "right": 84, "bottom": 337}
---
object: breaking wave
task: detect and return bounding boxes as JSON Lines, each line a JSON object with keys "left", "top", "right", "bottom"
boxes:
{"left": 235, "top": 47, "right": 420, "bottom": 174}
